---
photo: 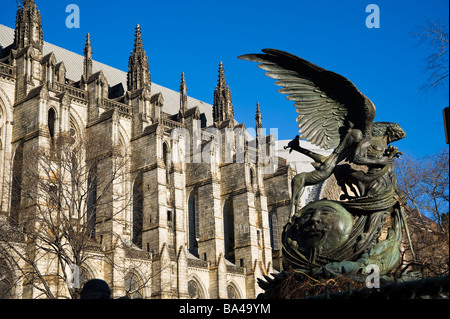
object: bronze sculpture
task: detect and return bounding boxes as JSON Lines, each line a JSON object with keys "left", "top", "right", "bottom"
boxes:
{"left": 239, "top": 49, "right": 413, "bottom": 290}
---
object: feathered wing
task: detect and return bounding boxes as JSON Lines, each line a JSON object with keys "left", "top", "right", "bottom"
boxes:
{"left": 239, "top": 49, "right": 376, "bottom": 149}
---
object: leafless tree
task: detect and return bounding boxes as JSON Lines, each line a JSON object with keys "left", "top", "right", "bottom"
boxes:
{"left": 396, "top": 148, "right": 449, "bottom": 277}
{"left": 412, "top": 19, "right": 449, "bottom": 93}
{"left": 1, "top": 128, "right": 177, "bottom": 299}
{"left": 0, "top": 131, "right": 131, "bottom": 298}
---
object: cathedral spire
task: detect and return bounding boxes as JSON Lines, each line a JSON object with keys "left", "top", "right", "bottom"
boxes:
{"left": 255, "top": 102, "right": 263, "bottom": 129}
{"left": 255, "top": 102, "right": 263, "bottom": 147}
{"left": 83, "top": 33, "right": 93, "bottom": 80}
{"left": 180, "top": 72, "right": 188, "bottom": 115}
{"left": 213, "top": 62, "right": 234, "bottom": 124}
{"left": 13, "top": 0, "right": 44, "bottom": 51}
{"left": 133, "top": 24, "right": 144, "bottom": 54}
{"left": 127, "top": 24, "right": 151, "bottom": 92}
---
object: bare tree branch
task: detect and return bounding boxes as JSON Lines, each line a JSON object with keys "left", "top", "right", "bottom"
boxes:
{"left": 412, "top": 19, "right": 449, "bottom": 93}
{"left": 396, "top": 148, "right": 449, "bottom": 277}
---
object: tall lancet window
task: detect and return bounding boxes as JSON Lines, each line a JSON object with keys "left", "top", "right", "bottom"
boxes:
{"left": 10, "top": 142, "right": 24, "bottom": 226}
{"left": 188, "top": 189, "right": 199, "bottom": 257}
{"left": 223, "top": 198, "right": 235, "bottom": 263}
{"left": 86, "top": 164, "right": 97, "bottom": 238}
{"left": 132, "top": 172, "right": 144, "bottom": 248}
{"left": 48, "top": 108, "right": 56, "bottom": 139}
{"left": 269, "top": 209, "right": 280, "bottom": 251}
{"left": 162, "top": 142, "right": 170, "bottom": 168}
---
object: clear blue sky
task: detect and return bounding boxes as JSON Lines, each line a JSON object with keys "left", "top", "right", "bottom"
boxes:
{"left": 1, "top": 0, "right": 448, "bottom": 158}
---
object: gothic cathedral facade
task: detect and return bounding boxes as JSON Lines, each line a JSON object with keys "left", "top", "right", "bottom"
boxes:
{"left": 0, "top": 0, "right": 295, "bottom": 299}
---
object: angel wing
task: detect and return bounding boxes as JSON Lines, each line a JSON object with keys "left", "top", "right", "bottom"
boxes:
{"left": 239, "top": 49, "right": 376, "bottom": 150}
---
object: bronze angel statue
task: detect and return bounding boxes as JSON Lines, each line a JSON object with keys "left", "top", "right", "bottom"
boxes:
{"left": 239, "top": 49, "right": 415, "bottom": 287}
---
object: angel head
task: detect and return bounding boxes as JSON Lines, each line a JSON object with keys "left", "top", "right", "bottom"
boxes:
{"left": 372, "top": 122, "right": 406, "bottom": 145}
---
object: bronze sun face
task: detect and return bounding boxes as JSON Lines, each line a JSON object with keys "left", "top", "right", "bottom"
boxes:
{"left": 293, "top": 200, "right": 354, "bottom": 254}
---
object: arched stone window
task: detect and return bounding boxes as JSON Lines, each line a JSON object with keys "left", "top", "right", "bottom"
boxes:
{"left": 223, "top": 197, "right": 235, "bottom": 263}
{"left": 69, "top": 113, "right": 84, "bottom": 145}
{"left": 69, "top": 122, "right": 78, "bottom": 142}
{"left": 132, "top": 172, "right": 144, "bottom": 248}
{"left": 79, "top": 266, "right": 93, "bottom": 290}
{"left": 162, "top": 142, "right": 170, "bottom": 167}
{"left": 269, "top": 209, "right": 280, "bottom": 251}
{"left": 188, "top": 189, "right": 199, "bottom": 257}
{"left": 125, "top": 271, "right": 144, "bottom": 299}
{"left": 188, "top": 278, "right": 204, "bottom": 299}
{"left": 227, "top": 283, "right": 241, "bottom": 299}
{"left": 47, "top": 107, "right": 56, "bottom": 139}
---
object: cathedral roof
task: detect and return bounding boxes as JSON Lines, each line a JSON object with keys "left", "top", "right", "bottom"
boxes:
{"left": 0, "top": 24, "right": 213, "bottom": 125}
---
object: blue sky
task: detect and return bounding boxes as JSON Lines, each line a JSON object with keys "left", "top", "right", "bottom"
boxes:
{"left": 1, "top": 0, "right": 448, "bottom": 158}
